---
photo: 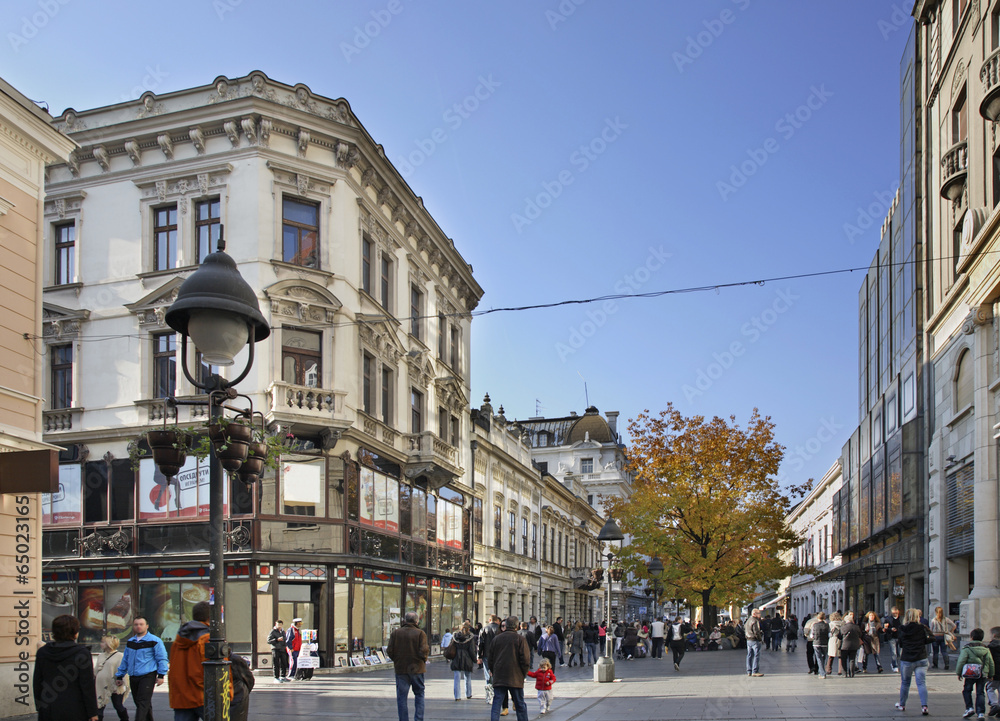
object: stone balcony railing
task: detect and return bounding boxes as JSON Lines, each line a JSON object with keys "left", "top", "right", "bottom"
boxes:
{"left": 940, "top": 140, "right": 968, "bottom": 201}
{"left": 981, "top": 48, "right": 1000, "bottom": 121}
{"left": 359, "top": 413, "right": 398, "bottom": 449}
{"left": 43, "top": 407, "right": 83, "bottom": 432}
{"left": 405, "top": 430, "right": 458, "bottom": 466}
{"left": 266, "top": 381, "right": 348, "bottom": 431}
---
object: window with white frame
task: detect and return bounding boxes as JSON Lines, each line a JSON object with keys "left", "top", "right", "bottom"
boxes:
{"left": 54, "top": 222, "right": 75, "bottom": 286}
{"left": 153, "top": 205, "right": 178, "bottom": 271}
{"left": 282, "top": 197, "right": 319, "bottom": 268}
{"left": 152, "top": 332, "right": 176, "bottom": 399}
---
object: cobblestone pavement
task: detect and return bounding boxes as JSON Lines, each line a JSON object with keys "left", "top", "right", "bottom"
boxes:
{"left": 54, "top": 646, "right": 973, "bottom": 721}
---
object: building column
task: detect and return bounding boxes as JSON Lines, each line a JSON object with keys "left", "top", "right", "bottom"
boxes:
{"left": 963, "top": 306, "right": 1000, "bottom": 633}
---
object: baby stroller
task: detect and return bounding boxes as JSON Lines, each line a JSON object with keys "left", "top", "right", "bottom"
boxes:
{"left": 634, "top": 642, "right": 647, "bottom": 658}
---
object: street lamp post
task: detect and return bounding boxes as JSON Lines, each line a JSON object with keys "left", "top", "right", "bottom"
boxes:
{"left": 164, "top": 230, "right": 269, "bottom": 721}
{"left": 594, "top": 518, "right": 624, "bottom": 683}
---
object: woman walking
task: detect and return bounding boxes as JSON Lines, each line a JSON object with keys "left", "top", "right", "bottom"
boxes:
{"left": 450, "top": 623, "right": 477, "bottom": 700}
{"left": 862, "top": 611, "right": 884, "bottom": 673}
{"left": 786, "top": 615, "right": 799, "bottom": 653}
{"left": 837, "top": 612, "right": 863, "bottom": 678}
{"left": 828, "top": 611, "right": 844, "bottom": 675}
{"left": 568, "top": 622, "right": 584, "bottom": 667}
{"left": 930, "top": 606, "right": 957, "bottom": 670}
{"left": 95, "top": 636, "right": 128, "bottom": 721}
{"left": 583, "top": 622, "right": 599, "bottom": 665}
{"left": 540, "top": 626, "right": 561, "bottom": 668}
{"left": 897, "top": 607, "right": 934, "bottom": 715}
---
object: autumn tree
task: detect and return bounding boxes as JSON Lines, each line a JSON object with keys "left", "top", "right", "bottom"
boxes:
{"left": 604, "top": 405, "right": 809, "bottom": 629}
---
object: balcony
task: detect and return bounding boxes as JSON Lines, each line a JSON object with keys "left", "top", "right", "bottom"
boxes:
{"left": 403, "top": 430, "right": 462, "bottom": 489}
{"left": 265, "top": 381, "right": 350, "bottom": 437}
{"left": 43, "top": 407, "right": 83, "bottom": 432}
{"left": 981, "top": 49, "right": 1000, "bottom": 121}
{"left": 940, "top": 141, "right": 968, "bottom": 201}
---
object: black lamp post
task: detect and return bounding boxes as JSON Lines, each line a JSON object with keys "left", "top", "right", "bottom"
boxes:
{"left": 646, "top": 557, "right": 664, "bottom": 621}
{"left": 164, "top": 229, "right": 268, "bottom": 721}
{"left": 594, "top": 517, "right": 624, "bottom": 683}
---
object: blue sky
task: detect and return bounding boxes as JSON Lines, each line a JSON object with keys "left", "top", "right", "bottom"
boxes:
{"left": 3, "top": 0, "right": 912, "bottom": 488}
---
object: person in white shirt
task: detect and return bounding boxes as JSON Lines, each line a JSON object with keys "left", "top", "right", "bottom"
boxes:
{"left": 650, "top": 619, "right": 666, "bottom": 659}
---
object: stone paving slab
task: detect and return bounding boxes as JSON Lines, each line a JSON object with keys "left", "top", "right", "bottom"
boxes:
{"left": 24, "top": 646, "right": 968, "bottom": 721}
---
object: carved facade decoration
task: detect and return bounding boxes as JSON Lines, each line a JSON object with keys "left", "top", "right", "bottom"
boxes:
{"left": 435, "top": 375, "right": 469, "bottom": 414}
{"left": 265, "top": 280, "right": 342, "bottom": 327}
{"left": 359, "top": 318, "right": 405, "bottom": 367}
{"left": 189, "top": 126, "right": 205, "bottom": 154}
{"left": 224, "top": 121, "right": 240, "bottom": 147}
{"left": 124, "top": 139, "right": 142, "bottom": 166}
{"left": 297, "top": 129, "right": 310, "bottom": 157}
{"left": 259, "top": 118, "right": 271, "bottom": 147}
{"left": 137, "top": 95, "right": 164, "bottom": 118}
{"left": 241, "top": 117, "right": 258, "bottom": 145}
{"left": 157, "top": 134, "right": 174, "bottom": 160}
{"left": 92, "top": 145, "right": 110, "bottom": 172}
{"left": 296, "top": 174, "right": 309, "bottom": 196}
{"left": 962, "top": 304, "right": 994, "bottom": 335}
{"left": 42, "top": 304, "right": 90, "bottom": 342}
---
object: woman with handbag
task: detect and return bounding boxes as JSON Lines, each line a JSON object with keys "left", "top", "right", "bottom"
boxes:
{"left": 956, "top": 628, "right": 995, "bottom": 719}
{"left": 931, "top": 606, "right": 957, "bottom": 670}
{"left": 897, "top": 607, "right": 935, "bottom": 715}
{"left": 448, "top": 623, "right": 477, "bottom": 701}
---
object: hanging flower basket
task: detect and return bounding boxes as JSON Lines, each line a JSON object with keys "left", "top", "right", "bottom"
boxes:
{"left": 236, "top": 441, "right": 268, "bottom": 484}
{"left": 143, "top": 429, "right": 196, "bottom": 478}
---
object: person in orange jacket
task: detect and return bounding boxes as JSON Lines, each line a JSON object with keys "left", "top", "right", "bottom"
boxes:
{"left": 168, "top": 601, "right": 230, "bottom": 721}
{"left": 526, "top": 658, "right": 556, "bottom": 715}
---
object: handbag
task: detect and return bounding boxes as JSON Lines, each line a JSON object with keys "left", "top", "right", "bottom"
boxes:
{"left": 962, "top": 663, "right": 983, "bottom": 679}
{"left": 443, "top": 641, "right": 458, "bottom": 660}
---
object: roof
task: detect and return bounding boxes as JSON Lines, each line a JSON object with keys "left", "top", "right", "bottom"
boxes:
{"left": 567, "top": 406, "right": 614, "bottom": 444}
{"left": 518, "top": 406, "right": 618, "bottom": 447}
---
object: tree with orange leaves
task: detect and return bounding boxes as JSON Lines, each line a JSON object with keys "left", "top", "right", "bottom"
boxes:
{"left": 604, "top": 405, "right": 809, "bottom": 629}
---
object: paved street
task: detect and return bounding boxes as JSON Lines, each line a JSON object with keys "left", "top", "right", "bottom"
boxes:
{"left": 78, "top": 647, "right": 972, "bottom": 721}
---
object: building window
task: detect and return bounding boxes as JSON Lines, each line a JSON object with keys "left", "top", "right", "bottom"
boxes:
{"left": 537, "top": 432, "right": 550, "bottom": 448}
{"left": 509, "top": 511, "right": 516, "bottom": 552}
{"left": 537, "top": 461, "right": 548, "bottom": 474}
{"left": 363, "top": 353, "right": 375, "bottom": 415}
{"left": 380, "top": 255, "right": 392, "bottom": 311}
{"left": 955, "top": 0, "right": 968, "bottom": 33}
{"left": 450, "top": 415, "right": 459, "bottom": 447}
{"left": 195, "top": 197, "right": 221, "bottom": 263}
{"left": 153, "top": 205, "right": 178, "bottom": 271}
{"left": 281, "top": 197, "right": 319, "bottom": 268}
{"left": 542, "top": 524, "right": 548, "bottom": 561}
{"left": 195, "top": 350, "right": 218, "bottom": 387}
{"left": 532, "top": 523, "right": 537, "bottom": 559}
{"left": 953, "top": 86, "right": 968, "bottom": 145}
{"left": 955, "top": 349, "right": 974, "bottom": 409}
{"left": 281, "top": 327, "right": 321, "bottom": 387}
{"left": 521, "top": 518, "right": 528, "bottom": 555}
{"left": 152, "top": 332, "right": 176, "bottom": 399}
{"left": 474, "top": 498, "right": 483, "bottom": 545}
{"left": 438, "top": 313, "right": 446, "bottom": 359}
{"left": 438, "top": 406, "right": 448, "bottom": 441}
{"left": 410, "top": 285, "right": 423, "bottom": 341}
{"left": 557, "top": 531, "right": 562, "bottom": 565}
{"left": 362, "top": 236, "right": 373, "bottom": 294}
{"left": 411, "top": 388, "right": 423, "bottom": 433}
{"left": 380, "top": 367, "right": 393, "bottom": 424}
{"left": 587, "top": 494, "right": 593, "bottom": 506}
{"left": 494, "top": 504, "right": 502, "bottom": 549}
{"left": 54, "top": 222, "right": 75, "bottom": 285}
{"left": 50, "top": 344, "right": 72, "bottom": 409}
{"left": 581, "top": 458, "right": 594, "bottom": 474}
{"left": 450, "top": 324, "right": 459, "bottom": 369}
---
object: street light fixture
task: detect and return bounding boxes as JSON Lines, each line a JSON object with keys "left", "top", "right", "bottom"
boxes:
{"left": 595, "top": 518, "right": 624, "bottom": 683}
{"left": 164, "top": 228, "right": 268, "bottom": 721}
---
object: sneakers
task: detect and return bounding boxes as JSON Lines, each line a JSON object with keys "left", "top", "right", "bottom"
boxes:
{"left": 965, "top": 709, "right": 976, "bottom": 718}
{"left": 674, "top": 663, "right": 680, "bottom": 671}
{"left": 922, "top": 707, "right": 929, "bottom": 716}
{"left": 895, "top": 703, "right": 905, "bottom": 711}
{"left": 540, "top": 711, "right": 546, "bottom": 716}
{"left": 979, "top": 714, "right": 986, "bottom": 720}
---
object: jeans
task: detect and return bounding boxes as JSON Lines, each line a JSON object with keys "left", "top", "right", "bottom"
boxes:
{"left": 491, "top": 686, "right": 527, "bottom": 721}
{"left": 272, "top": 648, "right": 289, "bottom": 678}
{"left": 129, "top": 672, "right": 157, "bottom": 721}
{"left": 585, "top": 642, "right": 598, "bottom": 664}
{"left": 395, "top": 673, "right": 425, "bottom": 721}
{"left": 483, "top": 660, "right": 507, "bottom": 710}
{"left": 886, "top": 637, "right": 900, "bottom": 668}
{"left": 651, "top": 637, "right": 665, "bottom": 659}
{"left": 670, "top": 641, "right": 685, "bottom": 666}
{"left": 987, "top": 679, "right": 1000, "bottom": 708}
{"left": 899, "top": 659, "right": 928, "bottom": 708}
{"left": 173, "top": 709, "right": 202, "bottom": 721}
{"left": 814, "top": 647, "right": 827, "bottom": 678}
{"left": 932, "top": 636, "right": 949, "bottom": 668}
{"left": 746, "top": 640, "right": 761, "bottom": 674}
{"left": 772, "top": 630, "right": 784, "bottom": 650}
{"left": 964, "top": 677, "right": 987, "bottom": 714}
{"left": 453, "top": 670, "right": 471, "bottom": 699}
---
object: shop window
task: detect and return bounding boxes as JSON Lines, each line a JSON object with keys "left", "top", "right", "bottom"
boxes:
{"left": 138, "top": 457, "right": 225, "bottom": 520}
{"left": 110, "top": 460, "right": 134, "bottom": 522}
{"left": 282, "top": 327, "right": 321, "bottom": 388}
{"left": 42, "top": 529, "right": 79, "bottom": 557}
{"left": 412, "top": 486, "right": 427, "bottom": 542}
{"left": 427, "top": 495, "right": 437, "bottom": 544}
{"left": 84, "top": 461, "right": 108, "bottom": 524}
{"left": 230, "top": 474, "right": 254, "bottom": 515}
{"left": 358, "top": 466, "right": 399, "bottom": 532}
{"left": 137, "top": 525, "right": 210, "bottom": 555}
{"left": 399, "top": 483, "right": 412, "bottom": 535}
{"left": 282, "top": 458, "right": 325, "bottom": 526}
{"left": 435, "top": 497, "right": 462, "bottom": 551}
{"left": 43, "top": 464, "right": 82, "bottom": 524}
{"left": 77, "top": 583, "right": 132, "bottom": 648}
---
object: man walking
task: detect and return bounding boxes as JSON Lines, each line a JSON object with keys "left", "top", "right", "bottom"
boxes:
{"left": 552, "top": 617, "right": 565, "bottom": 666}
{"left": 666, "top": 616, "right": 692, "bottom": 670}
{"left": 650, "top": 617, "right": 665, "bottom": 659}
{"left": 168, "top": 601, "right": 211, "bottom": 721}
{"left": 770, "top": 612, "right": 785, "bottom": 652}
{"left": 803, "top": 613, "right": 818, "bottom": 674}
{"left": 386, "top": 611, "right": 429, "bottom": 721}
{"left": 487, "top": 616, "right": 530, "bottom": 721}
{"left": 115, "top": 617, "right": 168, "bottom": 721}
{"left": 267, "top": 619, "right": 288, "bottom": 682}
{"left": 745, "top": 609, "right": 764, "bottom": 677}
{"left": 811, "top": 612, "right": 830, "bottom": 679}
{"left": 883, "top": 606, "right": 903, "bottom": 672}
{"left": 285, "top": 618, "right": 302, "bottom": 680}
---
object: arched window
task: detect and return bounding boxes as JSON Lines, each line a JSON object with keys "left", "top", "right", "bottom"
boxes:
{"left": 955, "top": 349, "right": 974, "bottom": 410}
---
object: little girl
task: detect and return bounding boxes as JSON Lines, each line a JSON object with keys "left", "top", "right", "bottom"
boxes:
{"left": 527, "top": 658, "right": 557, "bottom": 714}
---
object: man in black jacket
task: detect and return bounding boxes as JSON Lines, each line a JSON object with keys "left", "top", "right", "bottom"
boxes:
{"left": 883, "top": 606, "right": 903, "bottom": 672}
{"left": 478, "top": 615, "right": 507, "bottom": 714}
{"left": 552, "top": 618, "right": 565, "bottom": 666}
{"left": 267, "top": 619, "right": 288, "bottom": 682}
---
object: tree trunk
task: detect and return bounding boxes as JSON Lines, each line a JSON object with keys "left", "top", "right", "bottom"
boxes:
{"left": 701, "top": 590, "right": 718, "bottom": 630}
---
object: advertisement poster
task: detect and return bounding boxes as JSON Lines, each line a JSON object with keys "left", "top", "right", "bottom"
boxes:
{"left": 436, "top": 501, "right": 462, "bottom": 549}
{"left": 298, "top": 628, "right": 320, "bottom": 668}
{"left": 43, "top": 464, "right": 82, "bottom": 524}
{"left": 78, "top": 584, "right": 133, "bottom": 644}
{"left": 139, "top": 581, "right": 210, "bottom": 642}
{"left": 359, "top": 469, "right": 398, "bottom": 532}
{"left": 139, "top": 458, "right": 226, "bottom": 519}
{"left": 42, "top": 586, "right": 76, "bottom": 641}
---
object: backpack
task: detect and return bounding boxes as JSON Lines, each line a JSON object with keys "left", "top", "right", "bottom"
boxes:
{"left": 962, "top": 663, "right": 983, "bottom": 679}
{"left": 230, "top": 654, "right": 255, "bottom": 696}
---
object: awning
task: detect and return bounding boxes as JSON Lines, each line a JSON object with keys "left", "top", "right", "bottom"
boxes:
{"left": 759, "top": 593, "right": 788, "bottom": 609}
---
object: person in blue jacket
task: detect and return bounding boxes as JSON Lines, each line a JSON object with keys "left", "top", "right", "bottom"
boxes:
{"left": 114, "top": 617, "right": 169, "bottom": 721}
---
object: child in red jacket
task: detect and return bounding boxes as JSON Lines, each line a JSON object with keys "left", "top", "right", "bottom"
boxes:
{"left": 527, "top": 658, "right": 556, "bottom": 714}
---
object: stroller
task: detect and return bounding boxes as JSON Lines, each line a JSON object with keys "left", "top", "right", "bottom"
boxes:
{"left": 634, "top": 642, "right": 647, "bottom": 658}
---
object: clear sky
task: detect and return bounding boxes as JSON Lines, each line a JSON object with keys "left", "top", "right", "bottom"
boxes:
{"left": 3, "top": 0, "right": 912, "bottom": 489}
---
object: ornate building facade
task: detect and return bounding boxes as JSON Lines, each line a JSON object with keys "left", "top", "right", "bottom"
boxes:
{"left": 37, "top": 72, "right": 483, "bottom": 668}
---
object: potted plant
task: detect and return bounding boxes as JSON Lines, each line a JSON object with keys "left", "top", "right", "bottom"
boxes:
{"left": 208, "top": 416, "right": 255, "bottom": 471}
{"left": 235, "top": 435, "right": 283, "bottom": 485}
{"left": 128, "top": 425, "right": 203, "bottom": 477}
